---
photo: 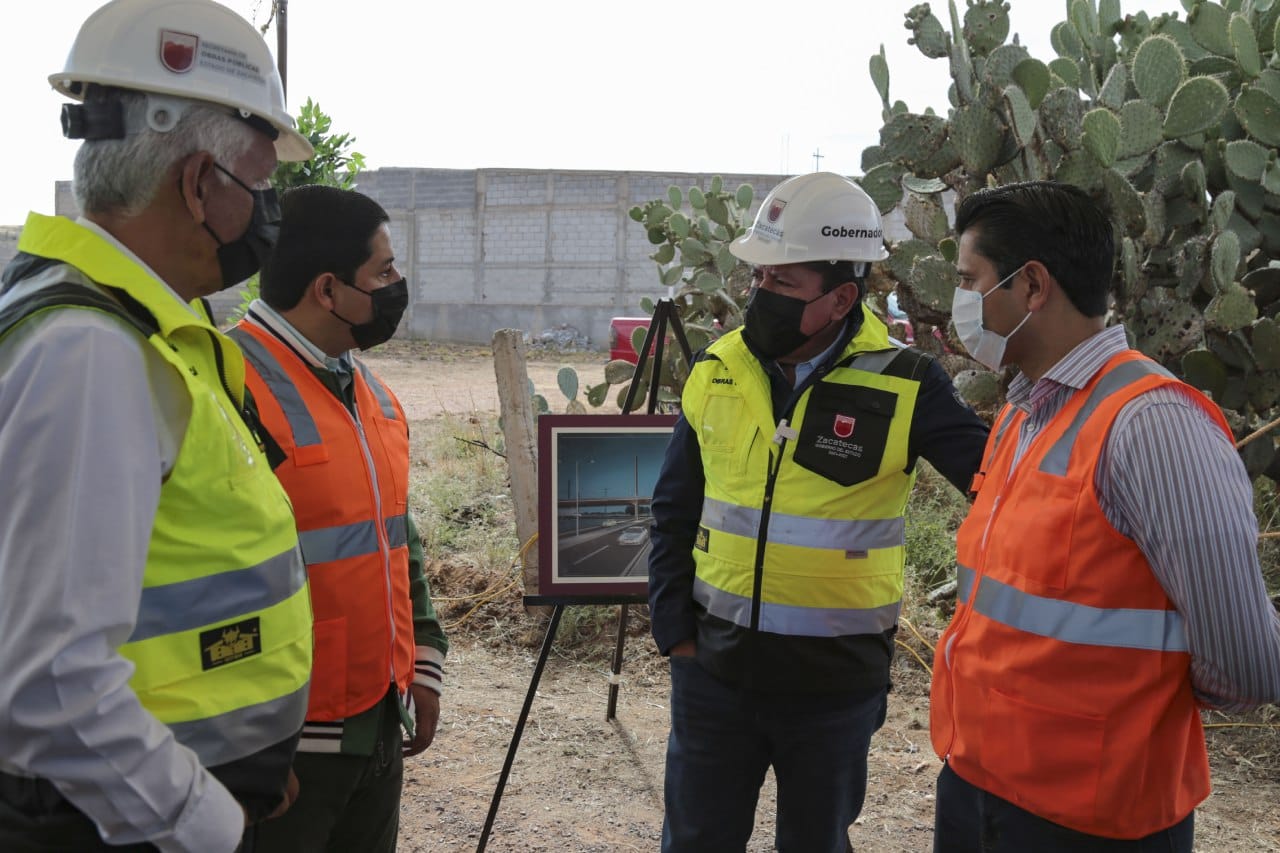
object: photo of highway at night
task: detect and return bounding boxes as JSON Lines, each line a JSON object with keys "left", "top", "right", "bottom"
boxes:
{"left": 554, "top": 430, "right": 669, "bottom": 580}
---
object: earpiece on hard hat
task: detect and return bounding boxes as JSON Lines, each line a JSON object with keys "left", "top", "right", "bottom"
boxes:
{"left": 60, "top": 101, "right": 124, "bottom": 141}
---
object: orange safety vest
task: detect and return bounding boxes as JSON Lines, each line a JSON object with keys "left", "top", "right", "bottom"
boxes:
{"left": 229, "top": 322, "right": 415, "bottom": 721}
{"left": 930, "top": 350, "right": 1226, "bottom": 839}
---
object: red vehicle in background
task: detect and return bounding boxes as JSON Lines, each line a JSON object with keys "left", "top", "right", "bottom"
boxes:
{"left": 609, "top": 315, "right": 725, "bottom": 364}
{"left": 608, "top": 317, "right": 653, "bottom": 364}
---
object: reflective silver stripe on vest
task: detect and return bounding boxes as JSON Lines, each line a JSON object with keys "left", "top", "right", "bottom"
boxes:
{"left": 298, "top": 514, "right": 410, "bottom": 564}
{"left": 226, "top": 327, "right": 322, "bottom": 448}
{"left": 299, "top": 519, "right": 379, "bottom": 564}
{"left": 355, "top": 361, "right": 399, "bottom": 420}
{"left": 701, "top": 496, "right": 905, "bottom": 551}
{"left": 693, "top": 577, "right": 901, "bottom": 637}
{"left": 968, "top": 572, "right": 1188, "bottom": 652}
{"left": 847, "top": 349, "right": 899, "bottom": 375}
{"left": 1039, "top": 359, "right": 1172, "bottom": 476}
{"left": 130, "top": 547, "right": 307, "bottom": 643}
{"left": 956, "top": 562, "right": 976, "bottom": 605}
{"left": 168, "top": 682, "right": 309, "bottom": 767}
{"left": 990, "top": 407, "right": 1017, "bottom": 456}
{"left": 385, "top": 513, "right": 409, "bottom": 549}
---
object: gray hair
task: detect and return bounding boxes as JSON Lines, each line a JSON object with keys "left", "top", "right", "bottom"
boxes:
{"left": 73, "top": 88, "right": 256, "bottom": 217}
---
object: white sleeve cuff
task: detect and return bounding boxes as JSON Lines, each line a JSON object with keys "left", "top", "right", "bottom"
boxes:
{"left": 157, "top": 769, "right": 242, "bottom": 853}
{"left": 412, "top": 645, "right": 445, "bottom": 695}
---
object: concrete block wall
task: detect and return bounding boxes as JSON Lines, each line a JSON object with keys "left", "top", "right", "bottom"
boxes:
{"left": 17, "top": 168, "right": 915, "bottom": 349}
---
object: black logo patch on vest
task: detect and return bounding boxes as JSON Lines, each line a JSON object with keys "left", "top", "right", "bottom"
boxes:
{"left": 200, "top": 617, "right": 262, "bottom": 670}
{"left": 694, "top": 526, "right": 710, "bottom": 552}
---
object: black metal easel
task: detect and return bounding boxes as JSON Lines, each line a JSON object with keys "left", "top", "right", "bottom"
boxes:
{"left": 476, "top": 299, "right": 692, "bottom": 852}
{"left": 608, "top": 298, "right": 692, "bottom": 717}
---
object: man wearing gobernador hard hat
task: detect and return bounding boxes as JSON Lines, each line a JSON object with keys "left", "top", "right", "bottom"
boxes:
{"left": 0, "top": 1, "right": 314, "bottom": 850}
{"left": 648, "top": 172, "right": 990, "bottom": 852}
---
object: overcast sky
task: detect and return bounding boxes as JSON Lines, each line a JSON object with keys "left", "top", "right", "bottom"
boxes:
{"left": 2, "top": 0, "right": 1187, "bottom": 225}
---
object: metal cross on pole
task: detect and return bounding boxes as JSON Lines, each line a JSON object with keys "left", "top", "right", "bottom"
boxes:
{"left": 813, "top": 148, "right": 824, "bottom": 171}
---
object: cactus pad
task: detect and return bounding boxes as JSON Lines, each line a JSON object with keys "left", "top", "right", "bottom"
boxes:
{"left": 1188, "top": 1, "right": 1234, "bottom": 57}
{"left": 1133, "top": 34, "right": 1186, "bottom": 108}
{"left": 1182, "top": 348, "right": 1229, "bottom": 400}
{"left": 963, "top": 1, "right": 1012, "bottom": 56}
{"left": 1234, "top": 86, "right": 1280, "bottom": 147}
{"left": 1163, "top": 76, "right": 1231, "bottom": 139}
{"left": 858, "top": 162, "right": 907, "bottom": 215}
{"left": 951, "top": 103, "right": 1006, "bottom": 174}
{"left": 1040, "top": 87, "right": 1086, "bottom": 150}
{"left": 884, "top": 238, "right": 936, "bottom": 284}
{"left": 880, "top": 112, "right": 960, "bottom": 177}
{"left": 1224, "top": 138, "right": 1270, "bottom": 180}
{"left": 907, "top": 254, "right": 960, "bottom": 323}
{"left": 1230, "top": 12, "right": 1262, "bottom": 78}
{"left": 1103, "top": 169, "right": 1146, "bottom": 237}
{"left": 905, "top": 3, "right": 950, "bottom": 59}
{"left": 1135, "top": 293, "right": 1204, "bottom": 363}
{"left": 1098, "top": 62, "right": 1130, "bottom": 111}
{"left": 1206, "top": 282, "right": 1260, "bottom": 332}
{"left": 1056, "top": 148, "right": 1107, "bottom": 192}
{"left": 1003, "top": 84, "right": 1038, "bottom": 147}
{"left": 1253, "top": 317, "right": 1280, "bottom": 370}
{"left": 1011, "top": 58, "right": 1051, "bottom": 108}
{"left": 1051, "top": 19, "right": 1083, "bottom": 57}
{"left": 904, "top": 191, "right": 951, "bottom": 245}
{"left": 1117, "top": 100, "right": 1165, "bottom": 159}
{"left": 1211, "top": 229, "right": 1242, "bottom": 293}
{"left": 1083, "top": 108, "right": 1123, "bottom": 167}
{"left": 953, "top": 369, "right": 1004, "bottom": 408}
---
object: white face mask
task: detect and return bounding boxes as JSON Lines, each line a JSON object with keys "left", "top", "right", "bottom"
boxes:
{"left": 951, "top": 265, "right": 1032, "bottom": 371}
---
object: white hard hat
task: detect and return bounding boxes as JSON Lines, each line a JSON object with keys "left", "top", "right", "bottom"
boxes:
{"left": 50, "top": 0, "right": 313, "bottom": 162}
{"left": 731, "top": 172, "right": 890, "bottom": 266}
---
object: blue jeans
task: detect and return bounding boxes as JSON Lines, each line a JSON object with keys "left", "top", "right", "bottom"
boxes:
{"left": 934, "top": 763, "right": 1194, "bottom": 853}
{"left": 662, "top": 655, "right": 887, "bottom": 853}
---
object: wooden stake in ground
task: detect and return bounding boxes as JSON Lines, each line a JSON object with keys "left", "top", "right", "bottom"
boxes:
{"left": 491, "top": 330, "right": 549, "bottom": 616}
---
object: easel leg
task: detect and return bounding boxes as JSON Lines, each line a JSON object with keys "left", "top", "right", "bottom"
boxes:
{"left": 605, "top": 604, "right": 629, "bottom": 721}
{"left": 477, "top": 604, "right": 564, "bottom": 852}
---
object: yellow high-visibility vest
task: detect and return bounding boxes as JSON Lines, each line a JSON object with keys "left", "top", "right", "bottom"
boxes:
{"left": 683, "top": 308, "right": 920, "bottom": 640}
{"left": 4, "top": 214, "right": 312, "bottom": 770}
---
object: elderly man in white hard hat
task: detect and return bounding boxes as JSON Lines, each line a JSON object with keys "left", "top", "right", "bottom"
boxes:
{"left": 648, "top": 172, "right": 989, "bottom": 852}
{"left": 0, "top": 2, "right": 314, "bottom": 851}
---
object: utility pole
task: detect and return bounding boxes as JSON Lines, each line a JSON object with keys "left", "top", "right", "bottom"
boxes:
{"left": 812, "top": 148, "right": 824, "bottom": 171}
{"left": 276, "top": 0, "right": 288, "bottom": 96}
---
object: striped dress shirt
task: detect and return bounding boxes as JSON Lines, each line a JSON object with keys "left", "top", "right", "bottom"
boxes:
{"left": 1003, "top": 325, "right": 1280, "bottom": 712}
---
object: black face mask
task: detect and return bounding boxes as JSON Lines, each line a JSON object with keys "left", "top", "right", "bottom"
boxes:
{"left": 741, "top": 286, "right": 832, "bottom": 361}
{"left": 202, "top": 163, "right": 280, "bottom": 290}
{"left": 331, "top": 277, "right": 409, "bottom": 350}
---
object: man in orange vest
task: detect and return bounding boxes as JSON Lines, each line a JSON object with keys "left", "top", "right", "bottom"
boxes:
{"left": 228, "top": 185, "right": 449, "bottom": 852}
{"left": 930, "top": 180, "right": 1280, "bottom": 852}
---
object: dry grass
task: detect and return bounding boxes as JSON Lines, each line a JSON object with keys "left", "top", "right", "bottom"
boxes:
{"left": 409, "top": 409, "right": 1280, "bottom": 786}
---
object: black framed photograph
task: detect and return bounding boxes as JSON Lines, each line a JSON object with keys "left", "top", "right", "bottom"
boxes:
{"left": 536, "top": 414, "right": 678, "bottom": 599}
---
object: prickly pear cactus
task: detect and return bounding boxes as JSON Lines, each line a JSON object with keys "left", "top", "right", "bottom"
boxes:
{"left": 610, "top": 178, "right": 755, "bottom": 410}
{"left": 865, "top": 0, "right": 1280, "bottom": 480}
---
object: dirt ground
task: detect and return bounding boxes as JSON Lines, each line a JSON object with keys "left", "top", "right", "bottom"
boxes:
{"left": 362, "top": 342, "right": 1280, "bottom": 853}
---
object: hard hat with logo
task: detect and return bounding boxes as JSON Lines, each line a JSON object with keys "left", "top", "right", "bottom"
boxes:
{"left": 730, "top": 172, "right": 889, "bottom": 267}
{"left": 50, "top": 0, "right": 313, "bottom": 162}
